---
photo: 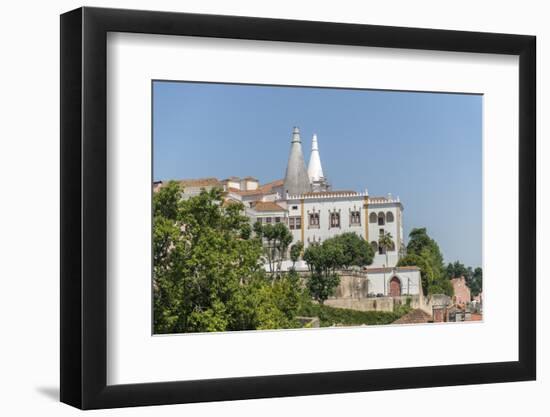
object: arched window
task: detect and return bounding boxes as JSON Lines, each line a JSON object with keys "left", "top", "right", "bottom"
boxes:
{"left": 309, "top": 212, "right": 320, "bottom": 228}
{"left": 350, "top": 210, "right": 361, "bottom": 226}
{"left": 386, "top": 211, "right": 394, "bottom": 223}
{"left": 370, "top": 241, "right": 378, "bottom": 252}
{"left": 369, "top": 212, "right": 378, "bottom": 223}
{"left": 331, "top": 212, "right": 340, "bottom": 228}
{"left": 378, "top": 212, "right": 385, "bottom": 226}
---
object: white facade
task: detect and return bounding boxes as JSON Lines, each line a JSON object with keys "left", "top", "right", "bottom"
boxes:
{"left": 365, "top": 267, "right": 421, "bottom": 296}
{"left": 286, "top": 192, "right": 403, "bottom": 268}
{"left": 218, "top": 129, "right": 407, "bottom": 270}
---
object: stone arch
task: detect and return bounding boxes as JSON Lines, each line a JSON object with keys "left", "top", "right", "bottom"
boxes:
{"left": 369, "top": 212, "right": 378, "bottom": 223}
{"left": 386, "top": 211, "right": 394, "bottom": 222}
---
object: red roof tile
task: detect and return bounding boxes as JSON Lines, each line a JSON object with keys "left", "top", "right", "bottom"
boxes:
{"left": 393, "top": 309, "right": 432, "bottom": 324}
{"left": 251, "top": 201, "right": 286, "bottom": 212}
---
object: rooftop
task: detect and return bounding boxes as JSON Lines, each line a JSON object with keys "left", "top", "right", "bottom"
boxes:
{"left": 259, "top": 179, "right": 284, "bottom": 193}
{"left": 228, "top": 187, "right": 266, "bottom": 196}
{"left": 250, "top": 201, "right": 286, "bottom": 212}
{"left": 393, "top": 309, "right": 432, "bottom": 325}
{"left": 302, "top": 190, "right": 357, "bottom": 196}
{"left": 179, "top": 177, "right": 221, "bottom": 188}
{"left": 288, "top": 190, "right": 366, "bottom": 200}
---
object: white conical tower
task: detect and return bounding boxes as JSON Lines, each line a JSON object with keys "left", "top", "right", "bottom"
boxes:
{"left": 307, "top": 134, "right": 324, "bottom": 182}
{"left": 283, "top": 127, "right": 312, "bottom": 196}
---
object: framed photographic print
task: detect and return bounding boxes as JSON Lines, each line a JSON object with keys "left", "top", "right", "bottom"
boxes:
{"left": 60, "top": 6, "right": 536, "bottom": 410}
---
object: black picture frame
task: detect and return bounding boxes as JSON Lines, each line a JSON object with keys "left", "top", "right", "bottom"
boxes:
{"left": 60, "top": 6, "right": 536, "bottom": 410}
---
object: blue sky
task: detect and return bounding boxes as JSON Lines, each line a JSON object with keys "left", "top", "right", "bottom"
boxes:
{"left": 153, "top": 81, "right": 482, "bottom": 268}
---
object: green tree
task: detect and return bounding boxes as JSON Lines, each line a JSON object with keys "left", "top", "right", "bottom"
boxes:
{"left": 407, "top": 228, "right": 445, "bottom": 279}
{"left": 153, "top": 182, "right": 304, "bottom": 333}
{"left": 254, "top": 222, "right": 293, "bottom": 276}
{"left": 398, "top": 227, "right": 452, "bottom": 296}
{"left": 302, "top": 233, "right": 373, "bottom": 303}
{"left": 378, "top": 231, "right": 394, "bottom": 268}
{"left": 331, "top": 232, "right": 375, "bottom": 268}
{"left": 445, "top": 261, "right": 482, "bottom": 296}
{"left": 290, "top": 241, "right": 304, "bottom": 268}
{"left": 303, "top": 239, "right": 341, "bottom": 304}
{"left": 445, "top": 261, "right": 473, "bottom": 281}
{"left": 306, "top": 272, "right": 340, "bottom": 305}
{"left": 470, "top": 267, "right": 483, "bottom": 296}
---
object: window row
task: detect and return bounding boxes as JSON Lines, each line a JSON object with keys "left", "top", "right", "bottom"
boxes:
{"left": 307, "top": 211, "right": 362, "bottom": 229}
{"left": 256, "top": 216, "right": 283, "bottom": 224}
{"left": 369, "top": 211, "right": 395, "bottom": 225}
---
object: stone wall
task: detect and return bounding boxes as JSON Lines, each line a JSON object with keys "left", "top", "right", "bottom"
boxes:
{"left": 325, "top": 271, "right": 453, "bottom": 316}
{"left": 325, "top": 294, "right": 426, "bottom": 313}
{"left": 325, "top": 297, "right": 395, "bottom": 312}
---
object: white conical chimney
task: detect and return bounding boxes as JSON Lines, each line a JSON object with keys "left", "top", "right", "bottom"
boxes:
{"left": 283, "top": 127, "right": 312, "bottom": 196}
{"left": 308, "top": 134, "right": 324, "bottom": 182}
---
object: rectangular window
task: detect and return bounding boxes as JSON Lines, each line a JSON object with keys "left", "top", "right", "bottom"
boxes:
{"left": 275, "top": 217, "right": 281, "bottom": 223}
{"left": 266, "top": 217, "right": 272, "bottom": 223}
{"left": 350, "top": 211, "right": 361, "bottom": 225}
{"left": 289, "top": 216, "right": 301, "bottom": 230}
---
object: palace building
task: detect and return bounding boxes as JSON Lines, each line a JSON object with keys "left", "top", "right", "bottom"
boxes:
{"left": 227, "top": 127, "right": 405, "bottom": 269}
{"left": 156, "top": 127, "right": 422, "bottom": 297}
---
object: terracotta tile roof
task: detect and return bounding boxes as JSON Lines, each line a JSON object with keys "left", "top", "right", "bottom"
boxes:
{"left": 393, "top": 309, "right": 432, "bottom": 324}
{"left": 222, "top": 199, "right": 243, "bottom": 207}
{"left": 259, "top": 179, "right": 284, "bottom": 193}
{"left": 251, "top": 201, "right": 286, "bottom": 212}
{"left": 178, "top": 177, "right": 221, "bottom": 188}
{"left": 470, "top": 313, "right": 483, "bottom": 321}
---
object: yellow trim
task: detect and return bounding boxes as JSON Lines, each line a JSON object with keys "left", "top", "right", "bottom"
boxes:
{"left": 364, "top": 196, "right": 369, "bottom": 241}
{"left": 396, "top": 208, "right": 401, "bottom": 251}
{"left": 300, "top": 198, "right": 305, "bottom": 243}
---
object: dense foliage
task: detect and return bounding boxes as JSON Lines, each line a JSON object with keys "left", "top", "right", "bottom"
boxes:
{"left": 153, "top": 182, "right": 306, "bottom": 333}
{"left": 398, "top": 228, "right": 482, "bottom": 298}
{"left": 153, "top": 183, "right": 477, "bottom": 333}
{"left": 303, "top": 232, "right": 374, "bottom": 304}
{"left": 446, "top": 261, "right": 483, "bottom": 296}
{"left": 290, "top": 241, "right": 304, "bottom": 268}
{"left": 253, "top": 221, "right": 293, "bottom": 275}
{"left": 397, "top": 227, "right": 453, "bottom": 296}
{"left": 298, "top": 303, "right": 409, "bottom": 327}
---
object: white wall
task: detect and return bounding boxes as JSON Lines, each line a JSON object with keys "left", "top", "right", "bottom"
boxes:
{"left": 367, "top": 203, "right": 402, "bottom": 267}
{"left": 297, "top": 195, "right": 367, "bottom": 246}
{"left": 367, "top": 269, "right": 422, "bottom": 296}
{"left": 0, "top": 1, "right": 546, "bottom": 416}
